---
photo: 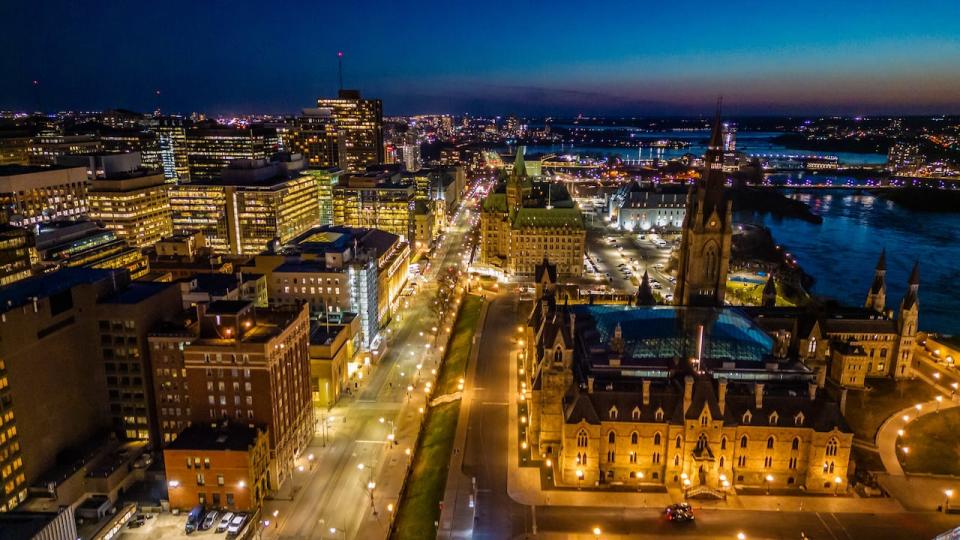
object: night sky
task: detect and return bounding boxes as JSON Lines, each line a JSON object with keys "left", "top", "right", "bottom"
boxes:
{"left": 3, "top": 0, "right": 960, "bottom": 116}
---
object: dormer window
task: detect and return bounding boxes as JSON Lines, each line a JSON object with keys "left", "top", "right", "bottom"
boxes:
{"left": 701, "top": 413, "right": 709, "bottom": 426}
{"left": 655, "top": 408, "right": 664, "bottom": 422}
{"left": 631, "top": 406, "right": 641, "bottom": 421}
{"left": 609, "top": 406, "right": 619, "bottom": 420}
{"left": 769, "top": 412, "right": 779, "bottom": 426}
{"left": 742, "top": 410, "right": 752, "bottom": 424}
{"left": 794, "top": 412, "right": 805, "bottom": 426}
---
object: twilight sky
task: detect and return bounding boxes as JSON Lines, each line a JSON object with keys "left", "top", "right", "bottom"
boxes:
{"left": 3, "top": 0, "right": 960, "bottom": 116}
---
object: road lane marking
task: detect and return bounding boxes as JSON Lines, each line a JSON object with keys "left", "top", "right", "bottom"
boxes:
{"left": 815, "top": 512, "right": 839, "bottom": 540}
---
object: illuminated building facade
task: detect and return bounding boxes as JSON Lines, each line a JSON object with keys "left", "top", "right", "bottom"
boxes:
{"left": 479, "top": 151, "right": 585, "bottom": 278}
{"left": 526, "top": 274, "right": 853, "bottom": 495}
{"left": 332, "top": 172, "right": 414, "bottom": 242}
{"left": 0, "top": 165, "right": 88, "bottom": 227}
{"left": 170, "top": 157, "right": 319, "bottom": 255}
{"left": 163, "top": 422, "right": 270, "bottom": 512}
{"left": 0, "top": 225, "right": 33, "bottom": 286}
{"left": 150, "top": 116, "right": 190, "bottom": 181}
{"left": 34, "top": 220, "right": 150, "bottom": 279}
{"left": 317, "top": 90, "right": 384, "bottom": 172}
{"left": 184, "top": 126, "right": 279, "bottom": 182}
{"left": 302, "top": 167, "right": 344, "bottom": 226}
{"left": 609, "top": 181, "right": 686, "bottom": 231}
{"left": 28, "top": 133, "right": 100, "bottom": 166}
{"left": 291, "top": 109, "right": 339, "bottom": 168}
{"left": 149, "top": 301, "right": 314, "bottom": 489}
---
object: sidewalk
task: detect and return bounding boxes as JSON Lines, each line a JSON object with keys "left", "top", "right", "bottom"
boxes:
{"left": 875, "top": 369, "right": 959, "bottom": 476}
{"left": 438, "top": 299, "right": 490, "bottom": 539}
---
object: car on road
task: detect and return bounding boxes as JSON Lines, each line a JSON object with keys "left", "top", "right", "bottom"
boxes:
{"left": 200, "top": 510, "right": 219, "bottom": 531}
{"left": 128, "top": 516, "right": 145, "bottom": 529}
{"left": 665, "top": 503, "right": 694, "bottom": 522}
{"left": 216, "top": 512, "right": 235, "bottom": 533}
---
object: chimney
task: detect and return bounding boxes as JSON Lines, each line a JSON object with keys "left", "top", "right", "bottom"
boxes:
{"left": 683, "top": 376, "right": 694, "bottom": 414}
{"left": 808, "top": 382, "right": 817, "bottom": 401}
{"left": 816, "top": 366, "right": 826, "bottom": 389}
{"left": 755, "top": 383, "right": 764, "bottom": 409}
{"left": 587, "top": 377, "right": 594, "bottom": 394}
{"left": 840, "top": 388, "right": 848, "bottom": 415}
{"left": 642, "top": 380, "right": 651, "bottom": 406}
{"left": 718, "top": 378, "right": 728, "bottom": 415}
{"left": 569, "top": 312, "right": 576, "bottom": 338}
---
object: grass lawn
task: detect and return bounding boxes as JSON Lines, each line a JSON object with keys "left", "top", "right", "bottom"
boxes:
{"left": 392, "top": 401, "right": 459, "bottom": 540}
{"left": 843, "top": 378, "right": 937, "bottom": 441}
{"left": 725, "top": 280, "right": 796, "bottom": 307}
{"left": 437, "top": 294, "right": 483, "bottom": 395}
{"left": 900, "top": 407, "right": 960, "bottom": 476}
{"left": 392, "top": 294, "right": 483, "bottom": 540}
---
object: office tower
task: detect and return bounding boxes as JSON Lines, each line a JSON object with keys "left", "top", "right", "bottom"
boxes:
{"left": 184, "top": 126, "right": 279, "bottom": 182}
{"left": 316, "top": 90, "right": 383, "bottom": 172}
{"left": 302, "top": 167, "right": 343, "bottom": 226}
{"left": 0, "top": 133, "right": 33, "bottom": 166}
{"left": 244, "top": 225, "right": 410, "bottom": 347}
{"left": 0, "top": 269, "right": 121, "bottom": 511}
{"left": 150, "top": 117, "right": 190, "bottom": 181}
{"left": 96, "top": 281, "right": 183, "bottom": 443}
{"left": 169, "top": 156, "right": 319, "bottom": 255}
{"left": 291, "top": 109, "right": 339, "bottom": 168}
{"left": 149, "top": 301, "right": 314, "bottom": 489}
{"left": 0, "top": 165, "right": 88, "bottom": 226}
{"left": 28, "top": 133, "right": 101, "bottom": 166}
{"left": 98, "top": 128, "right": 162, "bottom": 171}
{"left": 332, "top": 171, "right": 414, "bottom": 242}
{"left": 34, "top": 220, "right": 150, "bottom": 279}
{"left": 84, "top": 153, "right": 173, "bottom": 248}
{"left": 0, "top": 225, "right": 33, "bottom": 286}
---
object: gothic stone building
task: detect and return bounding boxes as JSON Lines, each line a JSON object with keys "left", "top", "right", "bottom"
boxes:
{"left": 525, "top": 271, "right": 852, "bottom": 495}
{"left": 479, "top": 149, "right": 585, "bottom": 279}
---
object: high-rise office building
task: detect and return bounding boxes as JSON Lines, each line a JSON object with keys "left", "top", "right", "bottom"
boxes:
{"left": 0, "top": 165, "right": 89, "bottom": 227}
{"left": 169, "top": 156, "right": 319, "bottom": 255}
{"left": 34, "top": 220, "right": 151, "bottom": 279}
{"left": 0, "top": 225, "right": 33, "bottom": 286}
{"left": 332, "top": 171, "right": 414, "bottom": 242}
{"left": 98, "top": 129, "right": 162, "bottom": 171}
{"left": 316, "top": 90, "right": 383, "bottom": 172}
{"left": 302, "top": 167, "right": 344, "bottom": 226}
{"left": 28, "top": 133, "right": 101, "bottom": 167}
{"left": 290, "top": 109, "right": 339, "bottom": 169}
{"left": 184, "top": 126, "right": 279, "bottom": 182}
{"left": 66, "top": 152, "right": 172, "bottom": 248}
{"left": 150, "top": 117, "right": 190, "bottom": 181}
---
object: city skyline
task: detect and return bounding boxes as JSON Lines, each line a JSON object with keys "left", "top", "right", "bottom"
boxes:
{"left": 3, "top": 0, "right": 960, "bottom": 116}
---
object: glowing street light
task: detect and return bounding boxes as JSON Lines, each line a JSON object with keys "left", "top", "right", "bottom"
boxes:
{"left": 593, "top": 526, "right": 602, "bottom": 539}
{"left": 945, "top": 489, "right": 955, "bottom": 512}
{"left": 576, "top": 469, "right": 584, "bottom": 490}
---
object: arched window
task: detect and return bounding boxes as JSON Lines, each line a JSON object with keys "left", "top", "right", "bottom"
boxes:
{"left": 703, "top": 243, "right": 718, "bottom": 280}
{"left": 742, "top": 410, "right": 752, "bottom": 424}
{"left": 631, "top": 432, "right": 639, "bottom": 445}
{"left": 701, "top": 414, "right": 708, "bottom": 426}
{"left": 652, "top": 452, "right": 660, "bottom": 464}
{"left": 608, "top": 431, "right": 616, "bottom": 445}
{"left": 826, "top": 438, "right": 838, "bottom": 457}
{"left": 791, "top": 437, "right": 800, "bottom": 451}
{"left": 769, "top": 412, "right": 779, "bottom": 425}
{"left": 675, "top": 435, "right": 682, "bottom": 449}
{"left": 654, "top": 432, "right": 662, "bottom": 446}
{"left": 674, "top": 454, "right": 680, "bottom": 466}
{"left": 577, "top": 430, "right": 588, "bottom": 448}
{"left": 740, "top": 435, "right": 748, "bottom": 449}
{"left": 554, "top": 347, "right": 562, "bottom": 362}
{"left": 696, "top": 433, "right": 708, "bottom": 451}
{"left": 766, "top": 436, "right": 775, "bottom": 449}
{"left": 632, "top": 406, "right": 641, "bottom": 420}
{"left": 720, "top": 436, "right": 727, "bottom": 450}
{"left": 655, "top": 408, "right": 664, "bottom": 421}
{"left": 609, "top": 406, "right": 618, "bottom": 420}
{"left": 719, "top": 456, "right": 725, "bottom": 469}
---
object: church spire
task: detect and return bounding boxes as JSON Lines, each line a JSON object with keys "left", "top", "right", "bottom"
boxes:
{"left": 513, "top": 146, "right": 527, "bottom": 178}
{"left": 636, "top": 270, "right": 656, "bottom": 306}
{"left": 866, "top": 249, "right": 887, "bottom": 313}
{"left": 902, "top": 260, "right": 920, "bottom": 310}
{"left": 708, "top": 96, "right": 724, "bottom": 151}
{"left": 761, "top": 274, "right": 777, "bottom": 307}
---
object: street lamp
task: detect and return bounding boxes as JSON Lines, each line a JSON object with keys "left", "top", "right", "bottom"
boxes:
{"left": 367, "top": 481, "right": 377, "bottom": 515}
{"left": 834, "top": 476, "right": 843, "bottom": 496}
{"left": 592, "top": 526, "right": 602, "bottom": 539}
{"left": 576, "top": 469, "right": 584, "bottom": 490}
{"left": 765, "top": 474, "right": 773, "bottom": 494}
{"left": 945, "top": 489, "right": 954, "bottom": 512}
{"left": 937, "top": 395, "right": 944, "bottom": 412}
{"left": 737, "top": 533, "right": 746, "bottom": 540}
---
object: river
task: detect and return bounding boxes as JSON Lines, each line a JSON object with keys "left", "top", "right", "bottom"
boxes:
{"left": 736, "top": 186, "right": 960, "bottom": 335}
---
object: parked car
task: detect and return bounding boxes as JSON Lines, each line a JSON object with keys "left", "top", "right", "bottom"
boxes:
{"left": 200, "top": 510, "right": 219, "bottom": 531}
{"left": 226, "top": 514, "right": 247, "bottom": 537}
{"left": 216, "top": 512, "right": 235, "bottom": 533}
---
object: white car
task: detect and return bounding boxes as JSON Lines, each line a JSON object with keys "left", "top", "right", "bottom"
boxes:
{"left": 227, "top": 514, "right": 246, "bottom": 535}
{"left": 216, "top": 512, "right": 234, "bottom": 533}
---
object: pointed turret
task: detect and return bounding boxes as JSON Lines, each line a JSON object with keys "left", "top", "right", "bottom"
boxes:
{"left": 610, "top": 322, "right": 624, "bottom": 354}
{"left": 761, "top": 274, "right": 777, "bottom": 307}
{"left": 865, "top": 249, "right": 887, "bottom": 313}
{"left": 636, "top": 270, "right": 656, "bottom": 306}
{"left": 902, "top": 260, "right": 920, "bottom": 310}
{"left": 513, "top": 146, "right": 527, "bottom": 178}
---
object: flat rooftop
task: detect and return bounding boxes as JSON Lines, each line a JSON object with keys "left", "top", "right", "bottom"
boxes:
{"left": 0, "top": 268, "right": 118, "bottom": 314}
{"left": 100, "top": 281, "right": 176, "bottom": 305}
{"left": 166, "top": 422, "right": 264, "bottom": 452}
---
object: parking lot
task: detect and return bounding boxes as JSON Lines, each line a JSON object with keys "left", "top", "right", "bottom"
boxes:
{"left": 584, "top": 223, "right": 677, "bottom": 300}
{"left": 118, "top": 511, "right": 257, "bottom": 540}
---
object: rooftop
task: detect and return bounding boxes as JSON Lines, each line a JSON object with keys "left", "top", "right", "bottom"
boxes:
{"left": 100, "top": 281, "right": 176, "bottom": 305}
{"left": 0, "top": 268, "right": 119, "bottom": 314}
{"left": 166, "top": 422, "right": 264, "bottom": 452}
